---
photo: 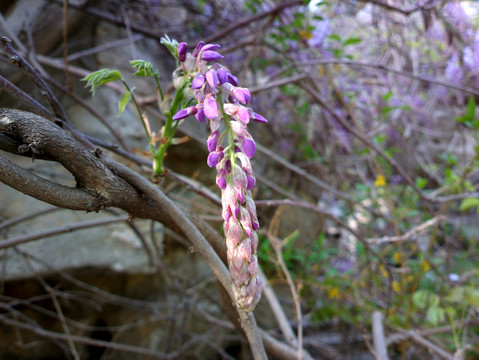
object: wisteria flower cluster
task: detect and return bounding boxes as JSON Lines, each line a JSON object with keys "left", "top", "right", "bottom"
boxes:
{"left": 172, "top": 41, "right": 267, "bottom": 312}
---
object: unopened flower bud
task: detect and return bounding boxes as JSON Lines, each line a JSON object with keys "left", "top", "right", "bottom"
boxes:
{"left": 242, "top": 138, "right": 256, "bottom": 158}
{"left": 177, "top": 42, "right": 188, "bottom": 62}
{"left": 172, "top": 106, "right": 197, "bottom": 120}
{"left": 207, "top": 131, "right": 219, "bottom": 152}
{"left": 207, "top": 150, "right": 223, "bottom": 167}
{"left": 192, "top": 41, "right": 205, "bottom": 57}
{"left": 202, "top": 50, "right": 223, "bottom": 62}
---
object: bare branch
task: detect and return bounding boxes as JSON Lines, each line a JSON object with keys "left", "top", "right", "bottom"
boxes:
{"left": 367, "top": 215, "right": 445, "bottom": 245}
{"left": 372, "top": 311, "right": 389, "bottom": 360}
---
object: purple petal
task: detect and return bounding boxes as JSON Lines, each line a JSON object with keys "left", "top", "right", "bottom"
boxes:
{"left": 253, "top": 112, "right": 268, "bottom": 123}
{"left": 201, "top": 50, "right": 223, "bottom": 62}
{"left": 207, "top": 151, "right": 223, "bottom": 167}
{"left": 243, "top": 138, "right": 256, "bottom": 158}
{"left": 246, "top": 175, "right": 255, "bottom": 190}
{"left": 227, "top": 73, "right": 238, "bottom": 86}
{"left": 195, "top": 107, "right": 206, "bottom": 123}
{"left": 192, "top": 41, "right": 205, "bottom": 57}
{"left": 207, "top": 131, "right": 219, "bottom": 152}
{"left": 237, "top": 107, "right": 250, "bottom": 124}
{"left": 172, "top": 106, "right": 197, "bottom": 120}
{"left": 217, "top": 69, "right": 227, "bottom": 85}
{"left": 177, "top": 42, "right": 188, "bottom": 62}
{"left": 204, "top": 95, "right": 219, "bottom": 118}
{"left": 202, "top": 43, "right": 221, "bottom": 52}
{"left": 192, "top": 73, "right": 205, "bottom": 89}
{"left": 217, "top": 175, "right": 226, "bottom": 189}
{"left": 242, "top": 88, "right": 251, "bottom": 105}
{"left": 205, "top": 69, "right": 218, "bottom": 89}
{"left": 233, "top": 87, "right": 250, "bottom": 105}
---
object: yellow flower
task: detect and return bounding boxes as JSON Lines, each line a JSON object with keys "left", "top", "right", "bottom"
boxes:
{"left": 392, "top": 252, "right": 401, "bottom": 264}
{"left": 298, "top": 30, "right": 313, "bottom": 40}
{"left": 392, "top": 281, "right": 400, "bottom": 293}
{"left": 328, "top": 287, "right": 340, "bottom": 299}
{"left": 422, "top": 260, "right": 430, "bottom": 273}
{"left": 374, "top": 174, "right": 386, "bottom": 187}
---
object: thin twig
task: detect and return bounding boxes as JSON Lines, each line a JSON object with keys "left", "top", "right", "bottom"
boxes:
{"left": 367, "top": 215, "right": 445, "bottom": 244}
{"left": 0, "top": 215, "right": 130, "bottom": 250}
{"left": 268, "top": 232, "right": 303, "bottom": 360}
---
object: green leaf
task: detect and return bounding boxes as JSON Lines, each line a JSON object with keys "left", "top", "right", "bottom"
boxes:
{"left": 415, "top": 177, "right": 428, "bottom": 189}
{"left": 327, "top": 34, "right": 341, "bottom": 42}
{"left": 465, "top": 96, "right": 476, "bottom": 119}
{"left": 382, "top": 91, "right": 394, "bottom": 101}
{"left": 160, "top": 34, "right": 179, "bottom": 57}
{"left": 456, "top": 96, "right": 476, "bottom": 124}
{"left": 343, "top": 37, "right": 362, "bottom": 46}
{"left": 118, "top": 91, "right": 132, "bottom": 117}
{"left": 426, "top": 306, "right": 445, "bottom": 325}
{"left": 82, "top": 69, "right": 123, "bottom": 95}
{"left": 459, "top": 197, "right": 479, "bottom": 212}
{"left": 413, "top": 289, "right": 439, "bottom": 309}
{"left": 130, "top": 60, "right": 156, "bottom": 77}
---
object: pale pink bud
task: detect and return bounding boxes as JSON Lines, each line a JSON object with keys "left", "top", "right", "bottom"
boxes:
{"left": 239, "top": 207, "right": 253, "bottom": 237}
{"left": 232, "top": 164, "right": 248, "bottom": 192}
{"left": 235, "top": 152, "right": 253, "bottom": 173}
{"left": 250, "top": 232, "right": 258, "bottom": 254}
{"left": 244, "top": 196, "right": 258, "bottom": 225}
{"left": 226, "top": 218, "right": 242, "bottom": 249}
{"left": 223, "top": 184, "right": 239, "bottom": 220}
{"left": 248, "top": 255, "right": 259, "bottom": 277}
{"left": 230, "top": 120, "right": 248, "bottom": 138}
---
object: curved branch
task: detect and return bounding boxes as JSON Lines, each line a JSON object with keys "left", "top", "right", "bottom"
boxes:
{"left": 0, "top": 108, "right": 268, "bottom": 358}
{"left": 0, "top": 154, "right": 100, "bottom": 210}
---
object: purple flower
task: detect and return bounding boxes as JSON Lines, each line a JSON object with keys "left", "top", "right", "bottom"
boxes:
{"left": 207, "top": 150, "right": 223, "bottom": 167}
{"left": 217, "top": 69, "right": 228, "bottom": 85}
{"left": 246, "top": 175, "right": 255, "bottom": 191}
{"left": 195, "top": 107, "right": 206, "bottom": 123}
{"left": 252, "top": 112, "right": 268, "bottom": 123}
{"left": 216, "top": 174, "right": 227, "bottom": 189}
{"left": 177, "top": 42, "right": 188, "bottom": 62}
{"left": 172, "top": 106, "right": 197, "bottom": 120}
{"left": 192, "top": 41, "right": 205, "bottom": 57}
{"left": 207, "top": 130, "right": 219, "bottom": 152}
{"left": 202, "top": 50, "right": 223, "bottom": 62}
{"left": 242, "top": 138, "right": 256, "bottom": 158}
{"left": 192, "top": 73, "right": 205, "bottom": 89}
{"left": 227, "top": 73, "right": 238, "bottom": 86}
{"left": 201, "top": 43, "right": 221, "bottom": 52}
{"left": 204, "top": 94, "right": 219, "bottom": 119}
{"left": 205, "top": 69, "right": 218, "bottom": 89}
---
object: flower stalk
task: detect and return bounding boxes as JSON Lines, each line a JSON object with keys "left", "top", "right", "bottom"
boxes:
{"left": 171, "top": 40, "right": 268, "bottom": 312}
